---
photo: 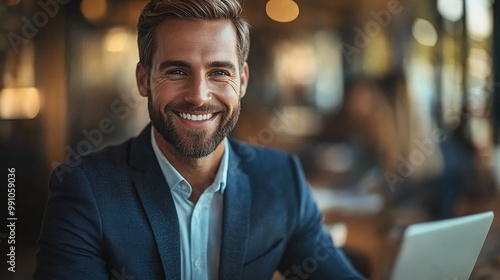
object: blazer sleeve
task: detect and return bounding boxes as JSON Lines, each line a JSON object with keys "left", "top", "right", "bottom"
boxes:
{"left": 278, "top": 155, "right": 365, "bottom": 280}
{"left": 34, "top": 165, "right": 108, "bottom": 280}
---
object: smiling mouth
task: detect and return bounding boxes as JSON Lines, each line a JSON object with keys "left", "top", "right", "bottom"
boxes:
{"left": 178, "top": 112, "right": 216, "bottom": 121}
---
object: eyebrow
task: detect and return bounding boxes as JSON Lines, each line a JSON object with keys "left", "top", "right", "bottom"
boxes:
{"left": 207, "top": 61, "right": 237, "bottom": 73}
{"left": 158, "top": 60, "right": 190, "bottom": 72}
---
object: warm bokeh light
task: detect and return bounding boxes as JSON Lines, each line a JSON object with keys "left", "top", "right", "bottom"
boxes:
{"left": 437, "top": 0, "right": 463, "bottom": 22}
{"left": 468, "top": 47, "right": 492, "bottom": 79}
{"left": 328, "top": 223, "right": 348, "bottom": 248}
{"left": 412, "top": 18, "right": 438, "bottom": 47}
{"left": 0, "top": 87, "right": 41, "bottom": 119}
{"left": 466, "top": 0, "right": 493, "bottom": 40}
{"left": 104, "top": 27, "right": 130, "bottom": 53}
{"left": 81, "top": 0, "right": 107, "bottom": 22}
{"left": 470, "top": 117, "right": 492, "bottom": 149}
{"left": 266, "top": 0, "right": 299, "bottom": 23}
{"left": 274, "top": 40, "right": 316, "bottom": 85}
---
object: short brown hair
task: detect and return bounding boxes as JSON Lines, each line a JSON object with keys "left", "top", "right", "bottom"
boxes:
{"left": 137, "top": 0, "right": 250, "bottom": 70}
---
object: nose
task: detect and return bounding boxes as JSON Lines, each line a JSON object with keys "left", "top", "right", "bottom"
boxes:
{"left": 184, "top": 74, "right": 211, "bottom": 107}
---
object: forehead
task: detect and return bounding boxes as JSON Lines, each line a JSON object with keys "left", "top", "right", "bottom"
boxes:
{"left": 152, "top": 19, "right": 238, "bottom": 65}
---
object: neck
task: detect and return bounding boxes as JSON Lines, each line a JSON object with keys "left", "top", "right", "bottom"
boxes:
{"left": 153, "top": 128, "right": 224, "bottom": 194}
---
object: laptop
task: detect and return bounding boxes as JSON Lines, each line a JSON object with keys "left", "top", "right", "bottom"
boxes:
{"left": 391, "top": 211, "right": 494, "bottom": 280}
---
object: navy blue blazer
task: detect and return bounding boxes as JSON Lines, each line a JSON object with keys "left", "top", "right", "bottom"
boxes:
{"left": 35, "top": 125, "right": 363, "bottom": 280}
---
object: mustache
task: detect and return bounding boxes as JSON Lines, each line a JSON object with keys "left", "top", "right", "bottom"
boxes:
{"left": 164, "top": 102, "right": 227, "bottom": 114}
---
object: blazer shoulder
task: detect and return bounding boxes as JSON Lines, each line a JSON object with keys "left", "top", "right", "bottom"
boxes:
{"left": 228, "top": 138, "right": 297, "bottom": 170}
{"left": 229, "top": 139, "right": 303, "bottom": 180}
{"left": 52, "top": 137, "right": 135, "bottom": 182}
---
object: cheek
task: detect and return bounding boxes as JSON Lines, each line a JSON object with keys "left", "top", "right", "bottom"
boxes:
{"left": 218, "top": 84, "right": 241, "bottom": 106}
{"left": 225, "top": 78, "right": 240, "bottom": 95}
{"left": 214, "top": 78, "right": 241, "bottom": 104}
{"left": 149, "top": 90, "right": 163, "bottom": 107}
{"left": 151, "top": 82, "right": 180, "bottom": 106}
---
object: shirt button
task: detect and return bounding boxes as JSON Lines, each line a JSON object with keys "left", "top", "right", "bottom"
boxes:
{"left": 194, "top": 259, "right": 201, "bottom": 267}
{"left": 181, "top": 184, "right": 187, "bottom": 190}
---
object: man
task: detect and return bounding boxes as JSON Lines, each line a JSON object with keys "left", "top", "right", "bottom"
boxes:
{"left": 35, "top": 0, "right": 363, "bottom": 279}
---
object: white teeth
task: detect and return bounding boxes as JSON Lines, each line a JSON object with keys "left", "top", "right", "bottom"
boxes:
{"left": 179, "top": 113, "right": 214, "bottom": 121}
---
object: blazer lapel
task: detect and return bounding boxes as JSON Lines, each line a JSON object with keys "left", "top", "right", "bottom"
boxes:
{"left": 219, "top": 143, "right": 251, "bottom": 280}
{"left": 129, "top": 124, "right": 181, "bottom": 280}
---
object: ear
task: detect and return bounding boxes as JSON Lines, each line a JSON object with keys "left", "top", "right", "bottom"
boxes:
{"left": 239, "top": 62, "right": 250, "bottom": 98}
{"left": 136, "top": 62, "right": 149, "bottom": 97}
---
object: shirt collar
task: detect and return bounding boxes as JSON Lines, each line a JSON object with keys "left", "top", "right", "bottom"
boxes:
{"left": 150, "top": 127, "right": 229, "bottom": 194}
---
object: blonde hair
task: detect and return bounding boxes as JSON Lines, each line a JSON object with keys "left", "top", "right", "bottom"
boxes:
{"left": 137, "top": 0, "right": 250, "bottom": 70}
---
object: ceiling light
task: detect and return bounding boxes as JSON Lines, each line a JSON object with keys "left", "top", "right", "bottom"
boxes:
{"left": 266, "top": 0, "right": 299, "bottom": 23}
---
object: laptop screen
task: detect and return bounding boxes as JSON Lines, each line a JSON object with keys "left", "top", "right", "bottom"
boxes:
{"left": 391, "top": 211, "right": 494, "bottom": 280}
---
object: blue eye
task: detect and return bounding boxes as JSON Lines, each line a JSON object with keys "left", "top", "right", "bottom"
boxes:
{"left": 212, "top": 70, "right": 229, "bottom": 76}
{"left": 168, "top": 69, "right": 186, "bottom": 75}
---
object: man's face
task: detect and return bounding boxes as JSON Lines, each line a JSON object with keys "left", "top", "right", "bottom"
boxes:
{"left": 137, "top": 19, "right": 249, "bottom": 158}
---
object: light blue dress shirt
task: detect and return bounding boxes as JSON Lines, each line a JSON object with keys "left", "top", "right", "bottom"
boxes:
{"left": 151, "top": 129, "right": 228, "bottom": 280}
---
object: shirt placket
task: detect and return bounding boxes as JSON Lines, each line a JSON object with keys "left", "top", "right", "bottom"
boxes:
{"left": 190, "top": 190, "right": 213, "bottom": 280}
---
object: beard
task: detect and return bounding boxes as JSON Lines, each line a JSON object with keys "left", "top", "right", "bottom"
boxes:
{"left": 148, "top": 94, "right": 240, "bottom": 158}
